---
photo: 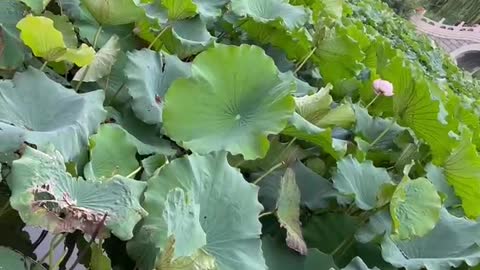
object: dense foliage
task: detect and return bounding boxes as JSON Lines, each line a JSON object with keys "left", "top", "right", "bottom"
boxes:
{"left": 1, "top": 0, "right": 480, "bottom": 269}
{"left": 427, "top": 0, "right": 480, "bottom": 25}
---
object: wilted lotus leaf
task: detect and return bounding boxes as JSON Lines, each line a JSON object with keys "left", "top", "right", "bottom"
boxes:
{"left": 0, "top": 68, "right": 106, "bottom": 160}
{"left": 7, "top": 146, "right": 147, "bottom": 241}
{"left": 128, "top": 152, "right": 266, "bottom": 270}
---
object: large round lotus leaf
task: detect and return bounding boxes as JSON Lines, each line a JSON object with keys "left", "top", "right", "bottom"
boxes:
{"left": 382, "top": 208, "right": 480, "bottom": 270}
{"left": 0, "top": 246, "right": 46, "bottom": 270}
{"left": 0, "top": 68, "right": 106, "bottom": 161}
{"left": 127, "top": 152, "right": 266, "bottom": 270}
{"left": 8, "top": 146, "right": 147, "bottom": 241}
{"left": 163, "top": 44, "right": 295, "bottom": 160}
{"left": 390, "top": 176, "right": 442, "bottom": 240}
{"left": 84, "top": 124, "right": 139, "bottom": 181}
{"left": 332, "top": 155, "right": 393, "bottom": 210}
{"left": 125, "top": 49, "right": 191, "bottom": 124}
{"left": 81, "top": 0, "right": 144, "bottom": 26}
{"left": 231, "top": 0, "right": 309, "bottom": 30}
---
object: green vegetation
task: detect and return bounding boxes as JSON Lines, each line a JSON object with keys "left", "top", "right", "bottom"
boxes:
{"left": 428, "top": 0, "right": 480, "bottom": 25}
{"left": 1, "top": 0, "right": 480, "bottom": 269}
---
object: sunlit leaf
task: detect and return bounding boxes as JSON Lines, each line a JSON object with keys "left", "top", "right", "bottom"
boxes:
{"left": 0, "top": 246, "right": 46, "bottom": 270}
{"left": 17, "top": 15, "right": 95, "bottom": 66}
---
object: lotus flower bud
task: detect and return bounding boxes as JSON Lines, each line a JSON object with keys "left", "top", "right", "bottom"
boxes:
{"left": 373, "top": 79, "right": 394, "bottom": 97}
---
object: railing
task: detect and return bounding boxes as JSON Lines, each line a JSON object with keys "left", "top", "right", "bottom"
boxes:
{"left": 411, "top": 13, "right": 480, "bottom": 43}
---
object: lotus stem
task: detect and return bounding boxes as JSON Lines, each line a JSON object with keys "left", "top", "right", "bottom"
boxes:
{"left": 38, "top": 233, "right": 66, "bottom": 264}
{"left": 68, "top": 213, "right": 108, "bottom": 270}
{"left": 368, "top": 120, "right": 396, "bottom": 150}
{"left": 40, "top": 61, "right": 48, "bottom": 72}
{"left": 259, "top": 211, "right": 274, "bottom": 218}
{"left": 294, "top": 47, "right": 317, "bottom": 74}
{"left": 365, "top": 94, "right": 380, "bottom": 109}
{"left": 253, "top": 162, "right": 284, "bottom": 185}
{"left": 148, "top": 25, "right": 171, "bottom": 50}
{"left": 126, "top": 166, "right": 142, "bottom": 178}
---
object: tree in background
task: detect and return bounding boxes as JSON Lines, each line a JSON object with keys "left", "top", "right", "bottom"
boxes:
{"left": 383, "top": 0, "right": 428, "bottom": 17}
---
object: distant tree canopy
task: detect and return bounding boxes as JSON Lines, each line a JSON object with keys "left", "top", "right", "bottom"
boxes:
{"left": 384, "top": 0, "right": 480, "bottom": 25}
{"left": 382, "top": 0, "right": 428, "bottom": 17}
{"left": 427, "top": 0, "right": 480, "bottom": 25}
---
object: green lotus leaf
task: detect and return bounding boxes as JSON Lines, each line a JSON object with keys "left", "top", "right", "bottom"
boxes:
{"left": 164, "top": 17, "right": 216, "bottom": 59}
{"left": 0, "top": 68, "right": 106, "bottom": 161}
{"left": 106, "top": 106, "right": 176, "bottom": 156}
{"left": 355, "top": 210, "right": 392, "bottom": 243}
{"left": 234, "top": 138, "right": 307, "bottom": 173}
{"left": 7, "top": 146, "right": 148, "bottom": 240}
{"left": 380, "top": 57, "right": 455, "bottom": 162}
{"left": 314, "top": 33, "right": 365, "bottom": 83}
{"left": 295, "top": 84, "right": 355, "bottom": 129}
{"left": 74, "top": 35, "right": 120, "bottom": 82}
{"left": 17, "top": 15, "right": 95, "bottom": 66}
{"left": 163, "top": 0, "right": 198, "bottom": 20}
{"left": 241, "top": 19, "right": 313, "bottom": 60}
{"left": 193, "top": 0, "right": 229, "bottom": 22}
{"left": 43, "top": 11, "right": 78, "bottom": 49}
{"left": 262, "top": 236, "right": 337, "bottom": 270}
{"left": 276, "top": 168, "right": 307, "bottom": 255}
{"left": 282, "top": 113, "right": 347, "bottom": 159}
{"left": 141, "top": 154, "right": 166, "bottom": 180}
{"left": 84, "top": 124, "right": 139, "bottom": 181}
{"left": 163, "top": 44, "right": 295, "bottom": 160}
{"left": 81, "top": 0, "right": 144, "bottom": 26}
{"left": 425, "top": 163, "right": 460, "bottom": 208}
{"left": 125, "top": 49, "right": 191, "bottom": 124}
{"left": 258, "top": 161, "right": 338, "bottom": 212}
{"left": 0, "top": 246, "right": 46, "bottom": 270}
{"left": 0, "top": 124, "right": 25, "bottom": 154}
{"left": 0, "top": 0, "right": 27, "bottom": 69}
{"left": 20, "top": 0, "right": 51, "bottom": 13}
{"left": 128, "top": 152, "right": 266, "bottom": 270}
{"left": 353, "top": 104, "right": 406, "bottom": 151}
{"left": 390, "top": 174, "right": 442, "bottom": 240}
{"left": 90, "top": 243, "right": 112, "bottom": 270}
{"left": 332, "top": 155, "right": 393, "bottom": 210}
{"left": 382, "top": 208, "right": 480, "bottom": 270}
{"left": 231, "top": 0, "right": 309, "bottom": 30}
{"left": 295, "top": 84, "right": 333, "bottom": 123}
{"left": 343, "top": 257, "right": 380, "bottom": 270}
{"left": 442, "top": 129, "right": 480, "bottom": 218}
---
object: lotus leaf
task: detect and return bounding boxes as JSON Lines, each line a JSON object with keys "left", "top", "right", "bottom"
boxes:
{"left": 0, "top": 68, "right": 106, "bottom": 160}
{"left": 128, "top": 152, "right": 266, "bottom": 270}
{"left": 163, "top": 44, "right": 295, "bottom": 160}
{"left": 125, "top": 49, "right": 191, "bottom": 124}
{"left": 8, "top": 146, "right": 147, "bottom": 240}
{"left": 81, "top": 0, "right": 144, "bottom": 26}
{"left": 17, "top": 15, "right": 95, "bottom": 66}
{"left": 333, "top": 155, "right": 393, "bottom": 210}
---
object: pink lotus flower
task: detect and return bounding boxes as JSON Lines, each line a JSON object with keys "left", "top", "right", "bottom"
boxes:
{"left": 373, "top": 79, "right": 394, "bottom": 97}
